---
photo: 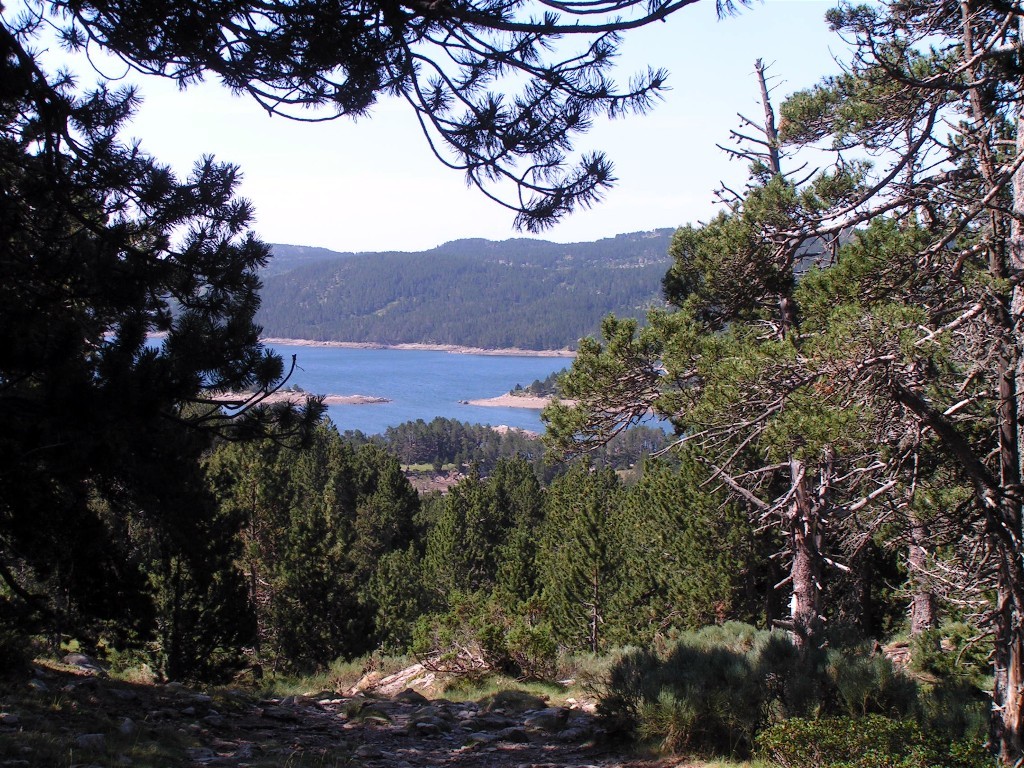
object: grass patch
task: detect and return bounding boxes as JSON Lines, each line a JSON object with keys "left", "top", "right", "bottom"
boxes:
{"left": 252, "top": 652, "right": 415, "bottom": 699}
{"left": 402, "top": 463, "right": 456, "bottom": 473}
{"left": 441, "top": 672, "right": 572, "bottom": 705}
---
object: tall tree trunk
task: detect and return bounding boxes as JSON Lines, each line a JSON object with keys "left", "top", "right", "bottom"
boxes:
{"left": 994, "top": 573, "right": 1024, "bottom": 764}
{"left": 908, "top": 516, "right": 937, "bottom": 636}
{"left": 995, "top": 55, "right": 1024, "bottom": 760}
{"left": 960, "top": 7, "right": 1024, "bottom": 759}
{"left": 788, "top": 458, "right": 824, "bottom": 653}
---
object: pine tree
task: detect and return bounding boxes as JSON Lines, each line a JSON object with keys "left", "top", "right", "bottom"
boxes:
{"left": 777, "top": 4, "right": 1024, "bottom": 755}
{"left": 616, "top": 456, "right": 767, "bottom": 639}
{"left": 546, "top": 62, "right": 879, "bottom": 653}
{"left": 491, "top": 458, "right": 546, "bottom": 604}
{"left": 0, "top": 14, "right": 323, "bottom": 651}
{"left": 206, "top": 425, "right": 369, "bottom": 671}
{"left": 15, "top": 0, "right": 739, "bottom": 229}
{"left": 538, "top": 461, "right": 623, "bottom": 653}
{"left": 350, "top": 444, "right": 421, "bottom": 588}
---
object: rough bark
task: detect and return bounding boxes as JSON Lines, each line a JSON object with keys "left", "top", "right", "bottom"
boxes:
{"left": 787, "top": 458, "right": 826, "bottom": 652}
{"left": 908, "top": 517, "right": 937, "bottom": 636}
{"left": 994, "top": 32, "right": 1024, "bottom": 756}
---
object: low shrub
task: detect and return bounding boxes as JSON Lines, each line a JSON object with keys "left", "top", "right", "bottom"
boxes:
{"left": 600, "top": 623, "right": 790, "bottom": 756}
{"left": 756, "top": 715, "right": 927, "bottom": 768}
{"left": 597, "top": 623, "right": 983, "bottom": 761}
{"left": 412, "top": 591, "right": 557, "bottom": 680}
{"left": 825, "top": 647, "right": 918, "bottom": 717}
{"left": 755, "top": 715, "right": 991, "bottom": 768}
{"left": 910, "top": 622, "right": 990, "bottom": 687}
{"left": 914, "top": 678, "right": 988, "bottom": 746}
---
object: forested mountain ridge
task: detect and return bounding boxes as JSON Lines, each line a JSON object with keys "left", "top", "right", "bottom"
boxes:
{"left": 256, "top": 230, "right": 674, "bottom": 349}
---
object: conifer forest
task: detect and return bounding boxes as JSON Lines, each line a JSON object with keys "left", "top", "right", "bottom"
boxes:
{"left": 5, "top": 0, "right": 1024, "bottom": 766}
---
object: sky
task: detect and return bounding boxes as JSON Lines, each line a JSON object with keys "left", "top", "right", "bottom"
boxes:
{"left": 56, "top": 0, "right": 851, "bottom": 253}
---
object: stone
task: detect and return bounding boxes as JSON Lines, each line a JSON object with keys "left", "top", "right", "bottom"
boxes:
{"left": 481, "top": 690, "right": 547, "bottom": 713}
{"left": 118, "top": 718, "right": 136, "bottom": 736}
{"left": 465, "top": 731, "right": 499, "bottom": 745}
{"left": 354, "top": 744, "right": 383, "bottom": 758}
{"left": 185, "top": 747, "right": 216, "bottom": 761}
{"left": 0, "top": 713, "right": 19, "bottom": 727}
{"left": 496, "top": 726, "right": 530, "bottom": 743}
{"left": 556, "top": 727, "right": 591, "bottom": 743}
{"left": 63, "top": 677, "right": 99, "bottom": 693}
{"left": 261, "top": 706, "right": 299, "bottom": 722}
{"left": 370, "top": 663, "right": 428, "bottom": 697}
{"left": 356, "top": 705, "right": 392, "bottom": 723}
{"left": 26, "top": 679, "right": 48, "bottom": 694}
{"left": 74, "top": 733, "right": 106, "bottom": 751}
{"left": 409, "top": 721, "right": 440, "bottom": 736}
{"left": 523, "top": 708, "right": 568, "bottom": 732}
{"left": 233, "top": 743, "right": 256, "bottom": 760}
{"left": 394, "top": 688, "right": 429, "bottom": 705}
{"left": 469, "top": 713, "right": 517, "bottom": 730}
{"left": 62, "top": 654, "right": 105, "bottom": 674}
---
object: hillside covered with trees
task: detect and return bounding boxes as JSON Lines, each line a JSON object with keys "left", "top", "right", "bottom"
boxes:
{"left": 256, "top": 231, "right": 674, "bottom": 349}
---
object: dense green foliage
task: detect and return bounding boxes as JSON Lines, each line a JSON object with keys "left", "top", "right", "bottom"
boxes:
{"left": 0, "top": 14, "right": 322, "bottom": 668}
{"left": 204, "top": 424, "right": 420, "bottom": 672}
{"left": 257, "top": 232, "right": 673, "bottom": 349}
{"left": 540, "top": 1, "right": 1024, "bottom": 761}
{"left": 757, "top": 716, "right": 991, "bottom": 768}
{"left": 603, "top": 623, "right": 988, "bottom": 762}
{"left": 341, "top": 416, "right": 671, "bottom": 478}
{"left": 511, "top": 369, "right": 564, "bottom": 397}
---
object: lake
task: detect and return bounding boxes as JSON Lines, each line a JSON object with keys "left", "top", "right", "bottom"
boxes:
{"left": 268, "top": 344, "right": 573, "bottom": 435}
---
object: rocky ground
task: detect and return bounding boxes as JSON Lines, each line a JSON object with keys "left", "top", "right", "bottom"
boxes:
{"left": 0, "top": 659, "right": 685, "bottom": 768}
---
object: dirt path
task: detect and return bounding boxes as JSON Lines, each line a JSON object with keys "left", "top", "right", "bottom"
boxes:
{"left": 0, "top": 662, "right": 684, "bottom": 768}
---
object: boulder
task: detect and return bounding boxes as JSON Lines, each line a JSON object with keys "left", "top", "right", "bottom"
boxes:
{"left": 394, "top": 688, "right": 429, "bottom": 705}
{"left": 62, "top": 654, "right": 106, "bottom": 675}
{"left": 465, "top": 731, "right": 499, "bottom": 745}
{"left": 74, "top": 733, "right": 106, "bottom": 751}
{"left": 496, "top": 726, "right": 531, "bottom": 743}
{"left": 523, "top": 707, "right": 569, "bottom": 732}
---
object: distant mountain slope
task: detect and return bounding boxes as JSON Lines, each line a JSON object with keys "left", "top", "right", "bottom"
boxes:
{"left": 261, "top": 244, "right": 364, "bottom": 277}
{"left": 257, "top": 229, "right": 674, "bottom": 350}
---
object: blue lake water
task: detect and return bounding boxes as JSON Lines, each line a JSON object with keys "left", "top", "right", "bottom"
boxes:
{"left": 268, "top": 344, "right": 573, "bottom": 435}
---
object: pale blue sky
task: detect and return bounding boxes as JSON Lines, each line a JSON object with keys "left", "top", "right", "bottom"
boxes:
{"left": 69, "top": 0, "right": 849, "bottom": 252}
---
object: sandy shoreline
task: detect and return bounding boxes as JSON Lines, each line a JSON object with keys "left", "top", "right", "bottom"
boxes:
{"left": 262, "top": 338, "right": 575, "bottom": 358}
{"left": 465, "top": 394, "right": 576, "bottom": 410}
{"left": 212, "top": 391, "right": 390, "bottom": 407}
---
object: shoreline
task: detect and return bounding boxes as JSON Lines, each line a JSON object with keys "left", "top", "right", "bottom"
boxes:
{"left": 465, "top": 394, "right": 577, "bottom": 410}
{"left": 464, "top": 394, "right": 552, "bottom": 410}
{"left": 212, "top": 391, "right": 390, "bottom": 407}
{"left": 261, "top": 337, "right": 576, "bottom": 358}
